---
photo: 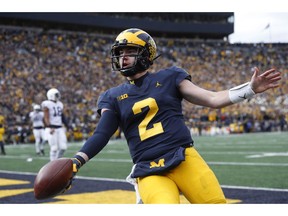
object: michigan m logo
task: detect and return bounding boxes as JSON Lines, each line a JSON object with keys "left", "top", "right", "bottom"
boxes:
{"left": 150, "top": 158, "right": 165, "bottom": 168}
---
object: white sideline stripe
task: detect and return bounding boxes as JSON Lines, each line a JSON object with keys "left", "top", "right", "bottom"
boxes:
{"left": 0, "top": 170, "right": 37, "bottom": 176}
{"left": 207, "top": 161, "right": 288, "bottom": 166}
{"left": 0, "top": 170, "right": 127, "bottom": 183}
{"left": 75, "top": 175, "right": 127, "bottom": 183}
{"left": 2, "top": 155, "right": 288, "bottom": 166}
{"left": 1, "top": 170, "right": 287, "bottom": 192}
{"left": 0, "top": 155, "right": 132, "bottom": 162}
{"left": 221, "top": 185, "right": 288, "bottom": 192}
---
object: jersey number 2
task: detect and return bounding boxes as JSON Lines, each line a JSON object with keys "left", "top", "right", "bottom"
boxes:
{"left": 132, "top": 98, "right": 164, "bottom": 141}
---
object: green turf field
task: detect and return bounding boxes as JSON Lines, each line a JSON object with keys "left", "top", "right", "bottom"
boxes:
{"left": 0, "top": 132, "right": 287, "bottom": 190}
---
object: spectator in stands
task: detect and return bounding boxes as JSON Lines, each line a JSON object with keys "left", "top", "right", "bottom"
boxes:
{"left": 0, "top": 124, "right": 6, "bottom": 155}
{"left": 68, "top": 28, "right": 281, "bottom": 204}
{"left": 279, "top": 114, "right": 287, "bottom": 131}
{"left": 10, "top": 126, "right": 20, "bottom": 145}
{"left": 0, "top": 26, "right": 287, "bottom": 138}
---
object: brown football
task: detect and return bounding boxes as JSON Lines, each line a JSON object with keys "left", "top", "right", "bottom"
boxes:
{"left": 34, "top": 158, "right": 73, "bottom": 200}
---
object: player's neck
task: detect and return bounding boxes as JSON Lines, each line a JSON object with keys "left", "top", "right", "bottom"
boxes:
{"left": 126, "top": 71, "right": 148, "bottom": 81}
{"left": 128, "top": 72, "right": 149, "bottom": 87}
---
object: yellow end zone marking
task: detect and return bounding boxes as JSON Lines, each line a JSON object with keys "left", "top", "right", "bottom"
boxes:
{"left": 0, "top": 178, "right": 30, "bottom": 186}
{"left": 49, "top": 190, "right": 137, "bottom": 204}
{"left": 0, "top": 189, "right": 34, "bottom": 198}
{"left": 226, "top": 198, "right": 242, "bottom": 204}
{"left": 0, "top": 178, "right": 241, "bottom": 204}
{"left": 180, "top": 196, "right": 241, "bottom": 204}
{"left": 47, "top": 190, "right": 241, "bottom": 204}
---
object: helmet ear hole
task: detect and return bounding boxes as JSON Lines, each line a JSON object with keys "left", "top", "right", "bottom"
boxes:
{"left": 139, "top": 57, "right": 150, "bottom": 68}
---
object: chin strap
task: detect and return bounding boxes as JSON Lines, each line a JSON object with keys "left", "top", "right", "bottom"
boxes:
{"left": 152, "top": 53, "right": 161, "bottom": 62}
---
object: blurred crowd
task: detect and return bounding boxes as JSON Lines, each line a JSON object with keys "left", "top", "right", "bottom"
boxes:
{"left": 0, "top": 26, "right": 287, "bottom": 144}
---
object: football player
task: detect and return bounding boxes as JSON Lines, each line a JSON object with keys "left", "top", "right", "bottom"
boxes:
{"left": 69, "top": 28, "right": 281, "bottom": 203}
{"left": 41, "top": 88, "right": 69, "bottom": 161}
{"left": 29, "top": 104, "right": 46, "bottom": 156}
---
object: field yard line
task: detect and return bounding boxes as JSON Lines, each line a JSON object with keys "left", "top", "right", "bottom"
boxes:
{"left": 199, "top": 151, "right": 286, "bottom": 154}
{"left": 0, "top": 169, "right": 37, "bottom": 176}
{"left": 90, "top": 159, "right": 288, "bottom": 167}
{"left": 0, "top": 155, "right": 132, "bottom": 162}
{"left": 2, "top": 155, "right": 288, "bottom": 166}
{"left": 1, "top": 170, "right": 287, "bottom": 192}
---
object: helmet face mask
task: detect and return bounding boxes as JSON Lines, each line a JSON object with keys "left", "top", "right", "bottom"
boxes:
{"left": 111, "top": 28, "right": 157, "bottom": 77}
{"left": 112, "top": 45, "right": 148, "bottom": 76}
{"left": 47, "top": 88, "right": 61, "bottom": 101}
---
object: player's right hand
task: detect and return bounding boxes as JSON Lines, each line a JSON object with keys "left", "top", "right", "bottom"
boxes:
{"left": 72, "top": 157, "right": 82, "bottom": 176}
{"left": 61, "top": 157, "right": 82, "bottom": 193}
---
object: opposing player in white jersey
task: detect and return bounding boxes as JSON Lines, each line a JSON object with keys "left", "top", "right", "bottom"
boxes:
{"left": 29, "top": 104, "right": 45, "bottom": 156}
{"left": 41, "top": 88, "right": 69, "bottom": 161}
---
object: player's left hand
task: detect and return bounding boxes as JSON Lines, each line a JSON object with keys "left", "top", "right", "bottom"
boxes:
{"left": 250, "top": 67, "right": 281, "bottom": 93}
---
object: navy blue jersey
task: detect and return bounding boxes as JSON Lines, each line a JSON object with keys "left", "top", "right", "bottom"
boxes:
{"left": 97, "top": 66, "right": 194, "bottom": 165}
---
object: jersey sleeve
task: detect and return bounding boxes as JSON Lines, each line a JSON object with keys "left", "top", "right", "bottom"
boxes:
{"left": 41, "top": 101, "right": 47, "bottom": 109}
{"left": 97, "top": 90, "right": 116, "bottom": 116}
{"left": 173, "top": 66, "right": 191, "bottom": 86}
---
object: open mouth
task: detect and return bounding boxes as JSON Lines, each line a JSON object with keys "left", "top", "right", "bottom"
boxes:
{"left": 122, "top": 63, "right": 130, "bottom": 68}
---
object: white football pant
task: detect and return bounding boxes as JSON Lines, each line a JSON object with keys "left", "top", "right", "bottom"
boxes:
{"left": 33, "top": 128, "right": 45, "bottom": 154}
{"left": 45, "top": 127, "right": 68, "bottom": 161}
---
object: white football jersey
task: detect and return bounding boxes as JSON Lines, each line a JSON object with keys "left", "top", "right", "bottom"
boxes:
{"left": 29, "top": 111, "right": 45, "bottom": 128}
{"left": 41, "top": 100, "right": 64, "bottom": 126}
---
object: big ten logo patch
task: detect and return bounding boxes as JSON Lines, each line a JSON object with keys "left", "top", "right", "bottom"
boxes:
{"left": 117, "top": 94, "right": 129, "bottom": 101}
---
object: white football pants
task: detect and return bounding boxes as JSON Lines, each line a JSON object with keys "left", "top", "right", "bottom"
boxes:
{"left": 33, "top": 128, "right": 45, "bottom": 154}
{"left": 45, "top": 127, "right": 68, "bottom": 161}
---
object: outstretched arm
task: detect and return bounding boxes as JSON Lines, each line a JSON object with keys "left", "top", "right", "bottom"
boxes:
{"left": 63, "top": 109, "right": 119, "bottom": 193}
{"left": 72, "top": 109, "right": 119, "bottom": 169}
{"left": 179, "top": 67, "right": 281, "bottom": 109}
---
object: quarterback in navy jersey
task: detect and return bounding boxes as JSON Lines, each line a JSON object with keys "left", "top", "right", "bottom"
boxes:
{"left": 68, "top": 28, "right": 281, "bottom": 204}
{"left": 98, "top": 67, "right": 193, "bottom": 167}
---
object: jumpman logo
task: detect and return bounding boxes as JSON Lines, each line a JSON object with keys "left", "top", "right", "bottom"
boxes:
{"left": 239, "top": 93, "right": 247, "bottom": 99}
{"left": 156, "top": 81, "right": 162, "bottom": 87}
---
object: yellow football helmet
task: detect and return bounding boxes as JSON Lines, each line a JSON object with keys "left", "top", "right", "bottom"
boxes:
{"left": 111, "top": 28, "right": 157, "bottom": 76}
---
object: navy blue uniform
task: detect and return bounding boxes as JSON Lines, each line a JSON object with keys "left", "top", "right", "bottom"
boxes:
{"left": 98, "top": 66, "right": 194, "bottom": 177}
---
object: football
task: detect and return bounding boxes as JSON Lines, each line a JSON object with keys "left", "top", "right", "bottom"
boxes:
{"left": 34, "top": 158, "right": 73, "bottom": 200}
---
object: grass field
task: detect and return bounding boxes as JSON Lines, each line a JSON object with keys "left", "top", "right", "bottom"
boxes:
{"left": 0, "top": 131, "right": 288, "bottom": 190}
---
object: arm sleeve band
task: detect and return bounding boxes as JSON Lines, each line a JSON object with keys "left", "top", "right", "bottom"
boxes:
{"left": 228, "top": 82, "right": 255, "bottom": 104}
{"left": 78, "top": 110, "right": 119, "bottom": 159}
